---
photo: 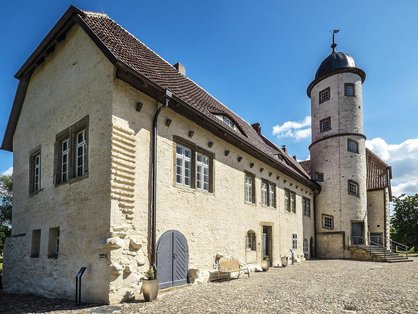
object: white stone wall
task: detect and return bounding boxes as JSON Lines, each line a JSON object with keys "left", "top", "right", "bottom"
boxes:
{"left": 108, "top": 78, "right": 315, "bottom": 301}
{"left": 3, "top": 25, "right": 114, "bottom": 304}
{"left": 310, "top": 72, "right": 368, "bottom": 258}
{"left": 367, "top": 188, "right": 390, "bottom": 247}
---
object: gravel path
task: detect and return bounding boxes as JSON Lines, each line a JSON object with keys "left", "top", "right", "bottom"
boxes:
{"left": 1, "top": 258, "right": 417, "bottom": 313}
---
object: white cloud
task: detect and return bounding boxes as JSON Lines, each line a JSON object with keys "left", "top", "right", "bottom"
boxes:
{"left": 272, "top": 116, "right": 311, "bottom": 141}
{"left": 1, "top": 167, "right": 13, "bottom": 176}
{"left": 366, "top": 138, "right": 418, "bottom": 197}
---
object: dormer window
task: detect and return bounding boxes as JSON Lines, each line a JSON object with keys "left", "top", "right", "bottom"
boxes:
{"left": 214, "top": 114, "right": 237, "bottom": 131}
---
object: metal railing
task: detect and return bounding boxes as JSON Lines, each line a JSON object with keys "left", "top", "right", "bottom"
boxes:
{"left": 75, "top": 267, "right": 87, "bottom": 305}
{"left": 348, "top": 234, "right": 409, "bottom": 260}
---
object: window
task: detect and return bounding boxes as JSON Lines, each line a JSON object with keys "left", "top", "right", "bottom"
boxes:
{"left": 174, "top": 137, "right": 213, "bottom": 192}
{"left": 348, "top": 180, "right": 359, "bottom": 197}
{"left": 76, "top": 129, "right": 87, "bottom": 177}
{"left": 176, "top": 145, "right": 192, "bottom": 187}
{"left": 303, "top": 238, "right": 308, "bottom": 253}
{"left": 261, "top": 180, "right": 276, "bottom": 208}
{"left": 319, "top": 87, "right": 330, "bottom": 104}
{"left": 245, "top": 172, "right": 255, "bottom": 203}
{"left": 48, "top": 227, "right": 60, "bottom": 259}
{"left": 246, "top": 230, "right": 256, "bottom": 251}
{"left": 315, "top": 172, "right": 324, "bottom": 182}
{"left": 31, "top": 229, "right": 41, "bottom": 258}
{"left": 323, "top": 214, "right": 334, "bottom": 229}
{"left": 214, "top": 114, "right": 238, "bottom": 131}
{"left": 320, "top": 117, "right": 331, "bottom": 132}
{"left": 344, "top": 83, "right": 355, "bottom": 97}
{"left": 30, "top": 149, "right": 41, "bottom": 194}
{"left": 55, "top": 116, "right": 89, "bottom": 185}
{"left": 303, "top": 197, "right": 311, "bottom": 217}
{"left": 347, "top": 139, "right": 359, "bottom": 153}
{"left": 292, "top": 234, "right": 298, "bottom": 250}
{"left": 285, "top": 189, "right": 296, "bottom": 213}
{"left": 196, "top": 153, "right": 210, "bottom": 191}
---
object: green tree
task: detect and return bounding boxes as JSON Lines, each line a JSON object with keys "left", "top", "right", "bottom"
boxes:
{"left": 0, "top": 175, "right": 13, "bottom": 255}
{"left": 391, "top": 193, "right": 418, "bottom": 250}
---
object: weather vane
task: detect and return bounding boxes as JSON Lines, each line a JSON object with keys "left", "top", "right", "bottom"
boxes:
{"left": 331, "top": 29, "right": 339, "bottom": 53}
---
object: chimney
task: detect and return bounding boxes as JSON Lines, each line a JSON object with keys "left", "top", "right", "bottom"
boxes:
{"left": 293, "top": 155, "right": 297, "bottom": 161}
{"left": 251, "top": 123, "right": 261, "bottom": 135}
{"left": 173, "top": 62, "right": 186, "bottom": 76}
{"left": 281, "top": 145, "right": 286, "bottom": 153}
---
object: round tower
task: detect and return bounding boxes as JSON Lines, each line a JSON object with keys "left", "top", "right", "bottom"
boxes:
{"left": 308, "top": 36, "right": 368, "bottom": 258}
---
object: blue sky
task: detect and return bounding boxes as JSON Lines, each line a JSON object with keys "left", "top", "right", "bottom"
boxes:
{"left": 1, "top": 1, "right": 417, "bottom": 196}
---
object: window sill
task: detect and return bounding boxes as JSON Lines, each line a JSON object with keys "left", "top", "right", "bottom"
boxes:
{"left": 244, "top": 201, "right": 256, "bottom": 206}
{"left": 69, "top": 173, "right": 89, "bottom": 184}
{"left": 30, "top": 188, "right": 44, "bottom": 197}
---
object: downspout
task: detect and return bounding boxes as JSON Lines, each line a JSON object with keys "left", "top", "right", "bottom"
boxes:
{"left": 150, "top": 89, "right": 172, "bottom": 269}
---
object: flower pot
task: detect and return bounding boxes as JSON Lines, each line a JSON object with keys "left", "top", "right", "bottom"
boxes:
{"left": 261, "top": 260, "right": 270, "bottom": 272}
{"left": 142, "top": 279, "right": 159, "bottom": 302}
{"left": 281, "top": 256, "right": 288, "bottom": 267}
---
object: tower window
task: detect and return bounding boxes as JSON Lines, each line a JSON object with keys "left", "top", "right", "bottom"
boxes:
{"left": 320, "top": 117, "right": 331, "bottom": 132}
{"left": 344, "top": 83, "right": 355, "bottom": 97}
{"left": 347, "top": 139, "right": 359, "bottom": 153}
{"left": 319, "top": 87, "right": 330, "bottom": 104}
{"left": 322, "top": 214, "right": 334, "bottom": 229}
{"left": 315, "top": 172, "right": 324, "bottom": 182}
{"left": 348, "top": 180, "right": 359, "bottom": 197}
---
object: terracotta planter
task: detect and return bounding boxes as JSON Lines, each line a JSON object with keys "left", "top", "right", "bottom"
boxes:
{"left": 142, "top": 279, "right": 159, "bottom": 302}
{"left": 281, "top": 256, "right": 288, "bottom": 267}
{"left": 261, "top": 260, "right": 270, "bottom": 272}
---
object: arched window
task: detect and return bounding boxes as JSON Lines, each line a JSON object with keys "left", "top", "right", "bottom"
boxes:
{"left": 246, "top": 230, "right": 256, "bottom": 251}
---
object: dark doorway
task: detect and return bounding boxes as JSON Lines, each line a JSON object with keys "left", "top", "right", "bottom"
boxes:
{"left": 262, "top": 226, "right": 272, "bottom": 265}
{"left": 156, "top": 230, "right": 189, "bottom": 289}
{"left": 351, "top": 222, "right": 364, "bottom": 245}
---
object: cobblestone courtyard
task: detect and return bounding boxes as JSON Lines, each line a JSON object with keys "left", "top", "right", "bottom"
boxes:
{"left": 1, "top": 259, "right": 417, "bottom": 313}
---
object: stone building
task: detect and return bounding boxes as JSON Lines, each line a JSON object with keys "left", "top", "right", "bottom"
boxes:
{"left": 1, "top": 6, "right": 391, "bottom": 304}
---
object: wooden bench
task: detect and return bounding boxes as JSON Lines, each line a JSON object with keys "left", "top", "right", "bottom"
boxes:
{"left": 214, "top": 259, "right": 250, "bottom": 281}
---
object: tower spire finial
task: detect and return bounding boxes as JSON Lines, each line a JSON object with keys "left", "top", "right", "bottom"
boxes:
{"left": 331, "top": 29, "right": 339, "bottom": 53}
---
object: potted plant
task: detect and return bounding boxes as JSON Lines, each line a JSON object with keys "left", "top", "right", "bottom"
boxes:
{"left": 142, "top": 266, "right": 159, "bottom": 302}
{"left": 261, "top": 256, "right": 270, "bottom": 272}
{"left": 281, "top": 256, "right": 288, "bottom": 267}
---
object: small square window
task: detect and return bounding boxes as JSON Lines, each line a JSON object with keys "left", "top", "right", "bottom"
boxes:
{"left": 348, "top": 180, "right": 359, "bottom": 197}
{"left": 344, "top": 83, "right": 355, "bottom": 97}
{"left": 315, "top": 172, "right": 324, "bottom": 182}
{"left": 347, "top": 139, "right": 359, "bottom": 153}
{"left": 320, "top": 117, "right": 331, "bottom": 132}
{"left": 319, "top": 87, "right": 330, "bottom": 104}
{"left": 323, "top": 215, "right": 334, "bottom": 229}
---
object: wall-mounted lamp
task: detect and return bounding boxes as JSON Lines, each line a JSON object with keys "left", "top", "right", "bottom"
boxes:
{"left": 165, "top": 119, "right": 172, "bottom": 127}
{"left": 188, "top": 131, "right": 194, "bottom": 138}
{"left": 136, "top": 102, "right": 143, "bottom": 112}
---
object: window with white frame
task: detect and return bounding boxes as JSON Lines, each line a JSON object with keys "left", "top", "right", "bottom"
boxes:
{"left": 319, "top": 87, "right": 330, "bottom": 104}
{"left": 323, "top": 214, "right": 334, "bottom": 229}
{"left": 285, "top": 189, "right": 296, "bottom": 213}
{"left": 261, "top": 179, "right": 276, "bottom": 208}
{"left": 246, "top": 230, "right": 256, "bottom": 251}
{"left": 196, "top": 153, "right": 209, "bottom": 191}
{"left": 292, "top": 234, "right": 298, "bottom": 249}
{"left": 348, "top": 180, "right": 359, "bottom": 197}
{"left": 76, "top": 129, "right": 87, "bottom": 177}
{"left": 214, "top": 114, "right": 238, "bottom": 131}
{"left": 303, "top": 197, "right": 311, "bottom": 217}
{"left": 245, "top": 173, "right": 255, "bottom": 203}
{"left": 347, "top": 139, "right": 359, "bottom": 153}
{"left": 55, "top": 116, "right": 89, "bottom": 185}
{"left": 176, "top": 144, "right": 192, "bottom": 187}
{"left": 303, "top": 238, "right": 308, "bottom": 253}
{"left": 61, "top": 139, "right": 69, "bottom": 182}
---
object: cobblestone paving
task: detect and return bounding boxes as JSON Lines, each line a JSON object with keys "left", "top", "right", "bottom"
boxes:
{"left": 1, "top": 259, "right": 417, "bottom": 313}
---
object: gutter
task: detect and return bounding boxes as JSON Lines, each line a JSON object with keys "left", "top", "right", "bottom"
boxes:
{"left": 150, "top": 89, "right": 172, "bottom": 269}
